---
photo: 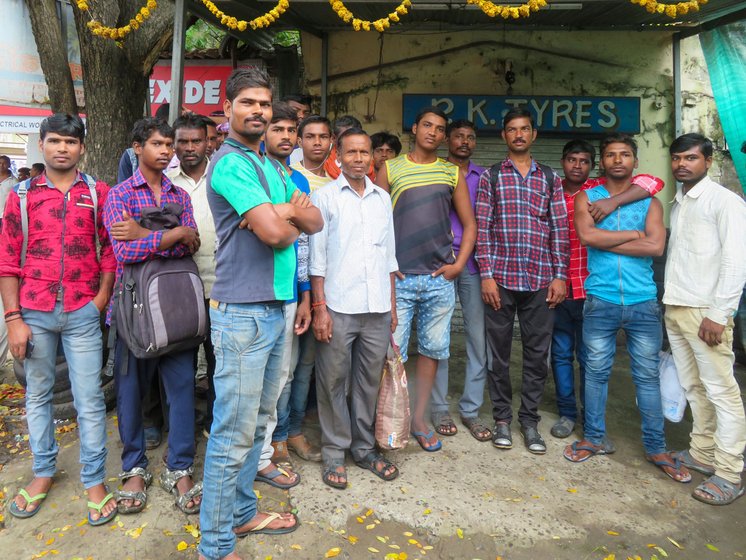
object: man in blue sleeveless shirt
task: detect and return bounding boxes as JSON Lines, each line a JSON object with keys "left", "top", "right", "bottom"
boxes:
{"left": 563, "top": 134, "right": 691, "bottom": 484}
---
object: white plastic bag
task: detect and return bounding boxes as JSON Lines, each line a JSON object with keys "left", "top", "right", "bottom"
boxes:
{"left": 659, "top": 350, "right": 687, "bottom": 423}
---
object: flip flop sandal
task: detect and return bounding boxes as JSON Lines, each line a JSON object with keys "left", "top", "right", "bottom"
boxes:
{"left": 235, "top": 512, "right": 300, "bottom": 537}
{"left": 671, "top": 449, "right": 716, "bottom": 476}
{"left": 9, "top": 488, "right": 48, "bottom": 519}
{"left": 432, "top": 413, "right": 458, "bottom": 436}
{"left": 411, "top": 430, "right": 442, "bottom": 452}
{"left": 87, "top": 489, "right": 117, "bottom": 527}
{"left": 322, "top": 461, "right": 348, "bottom": 490}
{"left": 159, "top": 466, "right": 202, "bottom": 514}
{"left": 256, "top": 465, "right": 301, "bottom": 489}
{"left": 116, "top": 467, "right": 152, "bottom": 515}
{"left": 355, "top": 451, "right": 399, "bottom": 481}
{"left": 646, "top": 453, "right": 692, "bottom": 483}
{"left": 563, "top": 440, "right": 609, "bottom": 463}
{"left": 692, "top": 475, "right": 745, "bottom": 506}
{"left": 461, "top": 417, "right": 493, "bottom": 442}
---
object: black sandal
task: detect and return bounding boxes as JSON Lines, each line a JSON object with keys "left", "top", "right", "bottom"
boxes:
{"left": 322, "top": 461, "right": 348, "bottom": 490}
{"left": 355, "top": 451, "right": 399, "bottom": 481}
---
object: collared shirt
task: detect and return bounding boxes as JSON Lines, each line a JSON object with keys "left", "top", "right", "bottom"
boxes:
{"left": 309, "top": 174, "right": 398, "bottom": 314}
{"left": 290, "top": 162, "right": 333, "bottom": 193}
{"left": 564, "top": 174, "right": 664, "bottom": 300}
{"left": 0, "top": 174, "right": 18, "bottom": 217}
{"left": 103, "top": 168, "right": 197, "bottom": 322}
{"left": 475, "top": 157, "right": 568, "bottom": 291}
{"left": 449, "top": 160, "right": 485, "bottom": 275}
{"left": 663, "top": 175, "right": 746, "bottom": 325}
{"left": 0, "top": 171, "right": 116, "bottom": 312}
{"left": 167, "top": 160, "right": 216, "bottom": 297}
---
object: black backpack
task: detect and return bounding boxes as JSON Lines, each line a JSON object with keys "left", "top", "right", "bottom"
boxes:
{"left": 115, "top": 203, "right": 207, "bottom": 359}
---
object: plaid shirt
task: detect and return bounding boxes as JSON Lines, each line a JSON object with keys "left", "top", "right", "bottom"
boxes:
{"left": 564, "top": 174, "right": 664, "bottom": 300}
{"left": 103, "top": 168, "right": 197, "bottom": 322}
{"left": 475, "top": 158, "right": 569, "bottom": 291}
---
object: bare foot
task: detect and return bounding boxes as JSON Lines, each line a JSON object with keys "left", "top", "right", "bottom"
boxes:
{"left": 234, "top": 511, "right": 298, "bottom": 534}
{"left": 198, "top": 553, "right": 242, "bottom": 560}
{"left": 175, "top": 475, "right": 201, "bottom": 509}
{"left": 13, "top": 477, "right": 53, "bottom": 515}
{"left": 87, "top": 483, "right": 117, "bottom": 522}
{"left": 119, "top": 475, "right": 146, "bottom": 510}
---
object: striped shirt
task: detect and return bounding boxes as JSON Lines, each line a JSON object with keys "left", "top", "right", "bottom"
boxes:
{"left": 385, "top": 155, "right": 459, "bottom": 274}
{"left": 290, "top": 162, "right": 333, "bottom": 192}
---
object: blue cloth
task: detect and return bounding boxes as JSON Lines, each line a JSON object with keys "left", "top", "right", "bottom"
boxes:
{"left": 287, "top": 330, "right": 316, "bottom": 437}
{"left": 582, "top": 295, "right": 665, "bottom": 454}
{"left": 584, "top": 185, "right": 656, "bottom": 305}
{"left": 551, "top": 298, "right": 587, "bottom": 421}
{"left": 22, "top": 301, "right": 107, "bottom": 487}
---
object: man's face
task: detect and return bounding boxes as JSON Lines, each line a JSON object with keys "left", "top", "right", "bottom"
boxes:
{"left": 205, "top": 125, "right": 218, "bottom": 157}
{"left": 135, "top": 131, "right": 174, "bottom": 172}
{"left": 39, "top": 133, "right": 85, "bottom": 172}
{"left": 288, "top": 100, "right": 311, "bottom": 121}
{"left": 266, "top": 119, "right": 298, "bottom": 160}
{"left": 561, "top": 151, "right": 593, "bottom": 185}
{"left": 224, "top": 87, "right": 272, "bottom": 142}
{"left": 339, "top": 134, "right": 372, "bottom": 181}
{"left": 601, "top": 142, "right": 638, "bottom": 180}
{"left": 174, "top": 127, "right": 207, "bottom": 169}
{"left": 299, "top": 123, "right": 332, "bottom": 164}
{"left": 502, "top": 117, "right": 536, "bottom": 154}
{"left": 372, "top": 142, "right": 397, "bottom": 171}
{"left": 17, "top": 169, "right": 30, "bottom": 181}
{"left": 0, "top": 158, "right": 9, "bottom": 175}
{"left": 671, "top": 145, "right": 711, "bottom": 184}
{"left": 447, "top": 126, "right": 476, "bottom": 160}
{"left": 412, "top": 113, "right": 446, "bottom": 152}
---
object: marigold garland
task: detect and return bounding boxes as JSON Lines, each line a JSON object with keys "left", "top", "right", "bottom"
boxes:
{"left": 630, "top": 0, "right": 707, "bottom": 18}
{"left": 329, "top": 0, "right": 412, "bottom": 32}
{"left": 467, "top": 0, "right": 547, "bottom": 19}
{"left": 77, "top": 0, "right": 157, "bottom": 41}
{"left": 200, "top": 0, "right": 289, "bottom": 31}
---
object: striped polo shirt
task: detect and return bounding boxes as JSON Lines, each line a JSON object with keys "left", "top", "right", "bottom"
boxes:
{"left": 385, "top": 155, "right": 459, "bottom": 274}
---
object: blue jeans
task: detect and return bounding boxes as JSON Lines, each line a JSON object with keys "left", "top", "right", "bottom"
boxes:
{"left": 199, "top": 302, "right": 286, "bottom": 560}
{"left": 433, "top": 269, "right": 487, "bottom": 418}
{"left": 582, "top": 295, "right": 665, "bottom": 454}
{"left": 286, "top": 330, "right": 316, "bottom": 437}
{"left": 393, "top": 273, "right": 456, "bottom": 362}
{"left": 551, "top": 298, "right": 587, "bottom": 421}
{"left": 23, "top": 301, "right": 107, "bottom": 488}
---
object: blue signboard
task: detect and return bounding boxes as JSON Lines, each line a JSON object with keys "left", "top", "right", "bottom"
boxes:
{"left": 402, "top": 94, "right": 641, "bottom": 135}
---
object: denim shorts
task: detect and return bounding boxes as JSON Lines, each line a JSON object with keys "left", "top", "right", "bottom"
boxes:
{"left": 393, "top": 273, "right": 456, "bottom": 361}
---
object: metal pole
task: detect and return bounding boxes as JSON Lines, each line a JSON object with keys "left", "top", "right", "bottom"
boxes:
{"left": 320, "top": 33, "right": 329, "bottom": 116}
{"left": 169, "top": 0, "right": 187, "bottom": 124}
{"left": 673, "top": 33, "right": 682, "bottom": 138}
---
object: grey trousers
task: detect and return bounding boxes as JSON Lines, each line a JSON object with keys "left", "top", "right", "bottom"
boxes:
{"left": 315, "top": 309, "right": 391, "bottom": 463}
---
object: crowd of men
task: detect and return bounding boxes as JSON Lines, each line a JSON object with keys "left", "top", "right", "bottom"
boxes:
{"left": 1, "top": 66, "right": 745, "bottom": 560}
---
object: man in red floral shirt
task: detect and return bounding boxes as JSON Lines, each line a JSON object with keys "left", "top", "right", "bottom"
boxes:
{"left": 0, "top": 113, "right": 117, "bottom": 526}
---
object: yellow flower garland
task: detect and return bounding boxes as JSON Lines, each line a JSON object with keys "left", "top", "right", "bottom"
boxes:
{"left": 630, "top": 0, "right": 707, "bottom": 18}
{"left": 329, "top": 0, "right": 412, "bottom": 32}
{"left": 78, "top": 0, "right": 157, "bottom": 41}
{"left": 200, "top": 0, "right": 289, "bottom": 31}
{"left": 467, "top": 0, "right": 548, "bottom": 19}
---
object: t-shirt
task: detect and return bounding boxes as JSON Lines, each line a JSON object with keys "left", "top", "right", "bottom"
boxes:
{"left": 207, "top": 139, "right": 297, "bottom": 303}
{"left": 385, "top": 155, "right": 459, "bottom": 274}
{"left": 290, "top": 162, "right": 333, "bottom": 193}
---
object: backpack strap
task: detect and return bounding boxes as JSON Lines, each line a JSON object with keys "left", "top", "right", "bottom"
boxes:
{"left": 17, "top": 179, "right": 32, "bottom": 268}
{"left": 537, "top": 163, "right": 558, "bottom": 193}
{"left": 81, "top": 172, "right": 99, "bottom": 254}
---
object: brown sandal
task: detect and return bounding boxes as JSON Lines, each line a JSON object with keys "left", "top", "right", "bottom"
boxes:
{"left": 432, "top": 412, "right": 458, "bottom": 436}
{"left": 461, "top": 417, "right": 493, "bottom": 442}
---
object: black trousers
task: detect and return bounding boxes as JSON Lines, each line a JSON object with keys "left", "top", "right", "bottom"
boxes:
{"left": 484, "top": 286, "right": 554, "bottom": 427}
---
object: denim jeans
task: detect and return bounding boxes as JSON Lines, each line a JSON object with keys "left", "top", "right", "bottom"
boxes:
{"left": 582, "top": 295, "right": 665, "bottom": 454}
{"left": 23, "top": 301, "right": 107, "bottom": 488}
{"left": 550, "top": 298, "right": 587, "bottom": 422}
{"left": 198, "top": 302, "right": 286, "bottom": 560}
{"left": 286, "top": 330, "right": 316, "bottom": 437}
{"left": 433, "top": 269, "right": 487, "bottom": 419}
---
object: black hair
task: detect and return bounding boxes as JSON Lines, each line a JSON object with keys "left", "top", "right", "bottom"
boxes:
{"left": 562, "top": 139, "right": 596, "bottom": 166}
{"left": 154, "top": 103, "right": 170, "bottom": 121}
{"left": 336, "top": 127, "right": 369, "bottom": 151}
{"left": 39, "top": 113, "right": 86, "bottom": 142}
{"left": 131, "top": 117, "right": 174, "bottom": 145}
{"left": 370, "top": 131, "right": 402, "bottom": 156}
{"left": 333, "top": 115, "right": 363, "bottom": 137}
{"left": 669, "top": 133, "right": 713, "bottom": 159}
{"left": 173, "top": 113, "right": 207, "bottom": 134}
{"left": 271, "top": 102, "right": 300, "bottom": 124}
{"left": 281, "top": 94, "right": 312, "bottom": 107}
{"left": 18, "top": 167, "right": 30, "bottom": 175}
{"left": 446, "top": 119, "right": 476, "bottom": 137}
{"left": 225, "top": 68, "right": 272, "bottom": 103}
{"left": 31, "top": 163, "right": 45, "bottom": 173}
{"left": 0, "top": 155, "right": 10, "bottom": 165}
{"left": 298, "top": 115, "right": 332, "bottom": 137}
{"left": 502, "top": 107, "right": 534, "bottom": 130}
{"left": 201, "top": 116, "right": 218, "bottom": 129}
{"left": 600, "top": 133, "right": 638, "bottom": 159}
{"left": 414, "top": 106, "right": 448, "bottom": 125}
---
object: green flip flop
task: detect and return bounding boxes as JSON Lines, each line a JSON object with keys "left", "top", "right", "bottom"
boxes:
{"left": 9, "top": 488, "right": 48, "bottom": 519}
{"left": 88, "top": 490, "right": 117, "bottom": 526}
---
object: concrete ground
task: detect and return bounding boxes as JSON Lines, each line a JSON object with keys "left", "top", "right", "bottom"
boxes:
{"left": 1, "top": 331, "right": 746, "bottom": 560}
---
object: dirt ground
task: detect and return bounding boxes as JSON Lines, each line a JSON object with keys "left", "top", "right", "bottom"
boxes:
{"left": 1, "top": 331, "right": 745, "bottom": 560}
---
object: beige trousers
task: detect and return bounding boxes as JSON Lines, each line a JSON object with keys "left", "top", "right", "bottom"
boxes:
{"left": 665, "top": 305, "right": 745, "bottom": 484}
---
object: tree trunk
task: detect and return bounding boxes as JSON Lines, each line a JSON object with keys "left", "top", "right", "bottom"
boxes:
{"left": 25, "top": 0, "right": 78, "bottom": 114}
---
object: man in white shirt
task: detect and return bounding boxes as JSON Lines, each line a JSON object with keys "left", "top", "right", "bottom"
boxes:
{"left": 665, "top": 133, "right": 746, "bottom": 506}
{"left": 0, "top": 155, "right": 17, "bottom": 225}
{"left": 309, "top": 128, "right": 399, "bottom": 490}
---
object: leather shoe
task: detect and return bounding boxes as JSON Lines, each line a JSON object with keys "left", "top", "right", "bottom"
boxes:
{"left": 492, "top": 421, "right": 512, "bottom": 449}
{"left": 520, "top": 425, "right": 547, "bottom": 455}
{"left": 287, "top": 434, "right": 322, "bottom": 462}
{"left": 271, "top": 440, "right": 292, "bottom": 466}
{"left": 144, "top": 427, "right": 162, "bottom": 450}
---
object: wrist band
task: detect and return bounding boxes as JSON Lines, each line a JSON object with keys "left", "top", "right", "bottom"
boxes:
{"left": 4, "top": 308, "right": 20, "bottom": 318}
{"left": 5, "top": 316, "right": 21, "bottom": 323}
{"left": 311, "top": 300, "right": 326, "bottom": 309}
